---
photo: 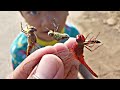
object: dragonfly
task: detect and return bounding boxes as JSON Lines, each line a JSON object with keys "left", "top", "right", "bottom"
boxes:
{"left": 71, "top": 32, "right": 103, "bottom": 77}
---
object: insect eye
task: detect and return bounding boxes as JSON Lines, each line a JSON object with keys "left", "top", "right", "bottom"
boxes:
{"left": 66, "top": 34, "right": 69, "bottom": 37}
{"left": 48, "top": 32, "right": 54, "bottom": 36}
{"left": 48, "top": 33, "right": 54, "bottom": 36}
{"left": 28, "top": 28, "right": 37, "bottom": 33}
{"left": 32, "top": 28, "right": 37, "bottom": 31}
{"left": 64, "top": 34, "right": 69, "bottom": 38}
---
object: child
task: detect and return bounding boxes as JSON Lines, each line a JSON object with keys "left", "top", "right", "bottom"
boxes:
{"left": 10, "top": 11, "right": 80, "bottom": 70}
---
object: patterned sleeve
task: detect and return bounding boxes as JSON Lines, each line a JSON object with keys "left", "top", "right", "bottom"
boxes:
{"left": 10, "top": 32, "right": 28, "bottom": 69}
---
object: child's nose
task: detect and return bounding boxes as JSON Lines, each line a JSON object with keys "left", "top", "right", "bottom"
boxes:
{"left": 41, "top": 18, "right": 51, "bottom": 28}
{"left": 41, "top": 16, "right": 56, "bottom": 28}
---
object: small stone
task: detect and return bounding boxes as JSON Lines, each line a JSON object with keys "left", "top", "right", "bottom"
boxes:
{"left": 106, "top": 18, "right": 117, "bottom": 26}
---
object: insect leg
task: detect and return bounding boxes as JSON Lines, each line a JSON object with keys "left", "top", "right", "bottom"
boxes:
{"left": 91, "top": 44, "right": 103, "bottom": 51}
{"left": 89, "top": 32, "right": 100, "bottom": 44}
{"left": 34, "top": 43, "right": 40, "bottom": 49}
{"left": 86, "top": 39, "right": 96, "bottom": 48}
{"left": 84, "top": 46, "right": 93, "bottom": 52}
{"left": 52, "top": 18, "right": 59, "bottom": 32}
{"left": 26, "top": 45, "right": 33, "bottom": 56}
{"left": 20, "top": 22, "right": 24, "bottom": 32}
{"left": 94, "top": 32, "right": 100, "bottom": 40}
{"left": 52, "top": 18, "right": 57, "bottom": 28}
{"left": 85, "top": 36, "right": 94, "bottom": 46}
{"left": 85, "top": 32, "right": 93, "bottom": 40}
{"left": 85, "top": 44, "right": 103, "bottom": 52}
{"left": 88, "top": 32, "right": 101, "bottom": 48}
{"left": 45, "top": 27, "right": 50, "bottom": 31}
{"left": 20, "top": 22, "right": 28, "bottom": 35}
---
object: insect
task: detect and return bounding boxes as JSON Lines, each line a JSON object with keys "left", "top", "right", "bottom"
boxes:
{"left": 71, "top": 32, "right": 103, "bottom": 77}
{"left": 46, "top": 18, "right": 70, "bottom": 41}
{"left": 20, "top": 22, "right": 38, "bottom": 56}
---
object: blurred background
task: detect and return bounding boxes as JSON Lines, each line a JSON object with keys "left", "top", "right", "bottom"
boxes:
{"left": 0, "top": 11, "right": 120, "bottom": 79}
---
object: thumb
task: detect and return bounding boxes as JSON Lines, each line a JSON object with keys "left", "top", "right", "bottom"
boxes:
{"left": 28, "top": 54, "right": 64, "bottom": 79}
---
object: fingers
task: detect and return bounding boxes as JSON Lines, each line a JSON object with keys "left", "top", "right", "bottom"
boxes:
{"left": 53, "top": 42, "right": 80, "bottom": 79}
{"left": 53, "top": 43, "right": 69, "bottom": 60}
{"left": 64, "top": 38, "right": 80, "bottom": 79}
{"left": 9, "top": 43, "right": 70, "bottom": 79}
{"left": 8, "top": 38, "right": 80, "bottom": 79}
{"left": 28, "top": 54, "right": 64, "bottom": 79}
{"left": 65, "top": 60, "right": 80, "bottom": 79}
{"left": 10, "top": 46, "right": 57, "bottom": 79}
{"left": 64, "top": 37, "right": 77, "bottom": 49}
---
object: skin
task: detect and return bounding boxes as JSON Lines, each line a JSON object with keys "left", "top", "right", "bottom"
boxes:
{"left": 7, "top": 38, "right": 95, "bottom": 79}
{"left": 20, "top": 11, "right": 69, "bottom": 41}
{"left": 7, "top": 38, "right": 80, "bottom": 79}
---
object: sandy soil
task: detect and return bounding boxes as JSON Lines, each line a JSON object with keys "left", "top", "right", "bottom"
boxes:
{"left": 0, "top": 11, "right": 120, "bottom": 79}
{"left": 0, "top": 11, "right": 24, "bottom": 78}
{"left": 68, "top": 11, "right": 120, "bottom": 79}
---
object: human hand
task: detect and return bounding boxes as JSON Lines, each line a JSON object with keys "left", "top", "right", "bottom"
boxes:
{"left": 7, "top": 38, "right": 80, "bottom": 79}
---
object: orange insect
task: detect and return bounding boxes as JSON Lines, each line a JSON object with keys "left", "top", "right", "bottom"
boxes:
{"left": 21, "top": 22, "right": 39, "bottom": 56}
{"left": 71, "top": 32, "right": 103, "bottom": 77}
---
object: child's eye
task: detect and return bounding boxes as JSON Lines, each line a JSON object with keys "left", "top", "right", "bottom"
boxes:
{"left": 28, "top": 11, "right": 39, "bottom": 16}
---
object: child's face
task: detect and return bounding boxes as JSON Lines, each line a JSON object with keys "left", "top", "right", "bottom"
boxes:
{"left": 21, "top": 11, "right": 69, "bottom": 41}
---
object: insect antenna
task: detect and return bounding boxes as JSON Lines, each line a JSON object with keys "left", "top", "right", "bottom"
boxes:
{"left": 94, "top": 32, "right": 100, "bottom": 40}
{"left": 21, "top": 22, "right": 30, "bottom": 35}
{"left": 20, "top": 22, "right": 26, "bottom": 34}
{"left": 52, "top": 18, "right": 59, "bottom": 32}
{"left": 45, "top": 27, "right": 50, "bottom": 30}
{"left": 20, "top": 22, "right": 24, "bottom": 31}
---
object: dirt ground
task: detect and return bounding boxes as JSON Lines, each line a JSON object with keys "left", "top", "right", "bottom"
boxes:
{"left": 68, "top": 11, "right": 120, "bottom": 79}
{"left": 0, "top": 11, "right": 24, "bottom": 78}
{"left": 0, "top": 11, "right": 120, "bottom": 79}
